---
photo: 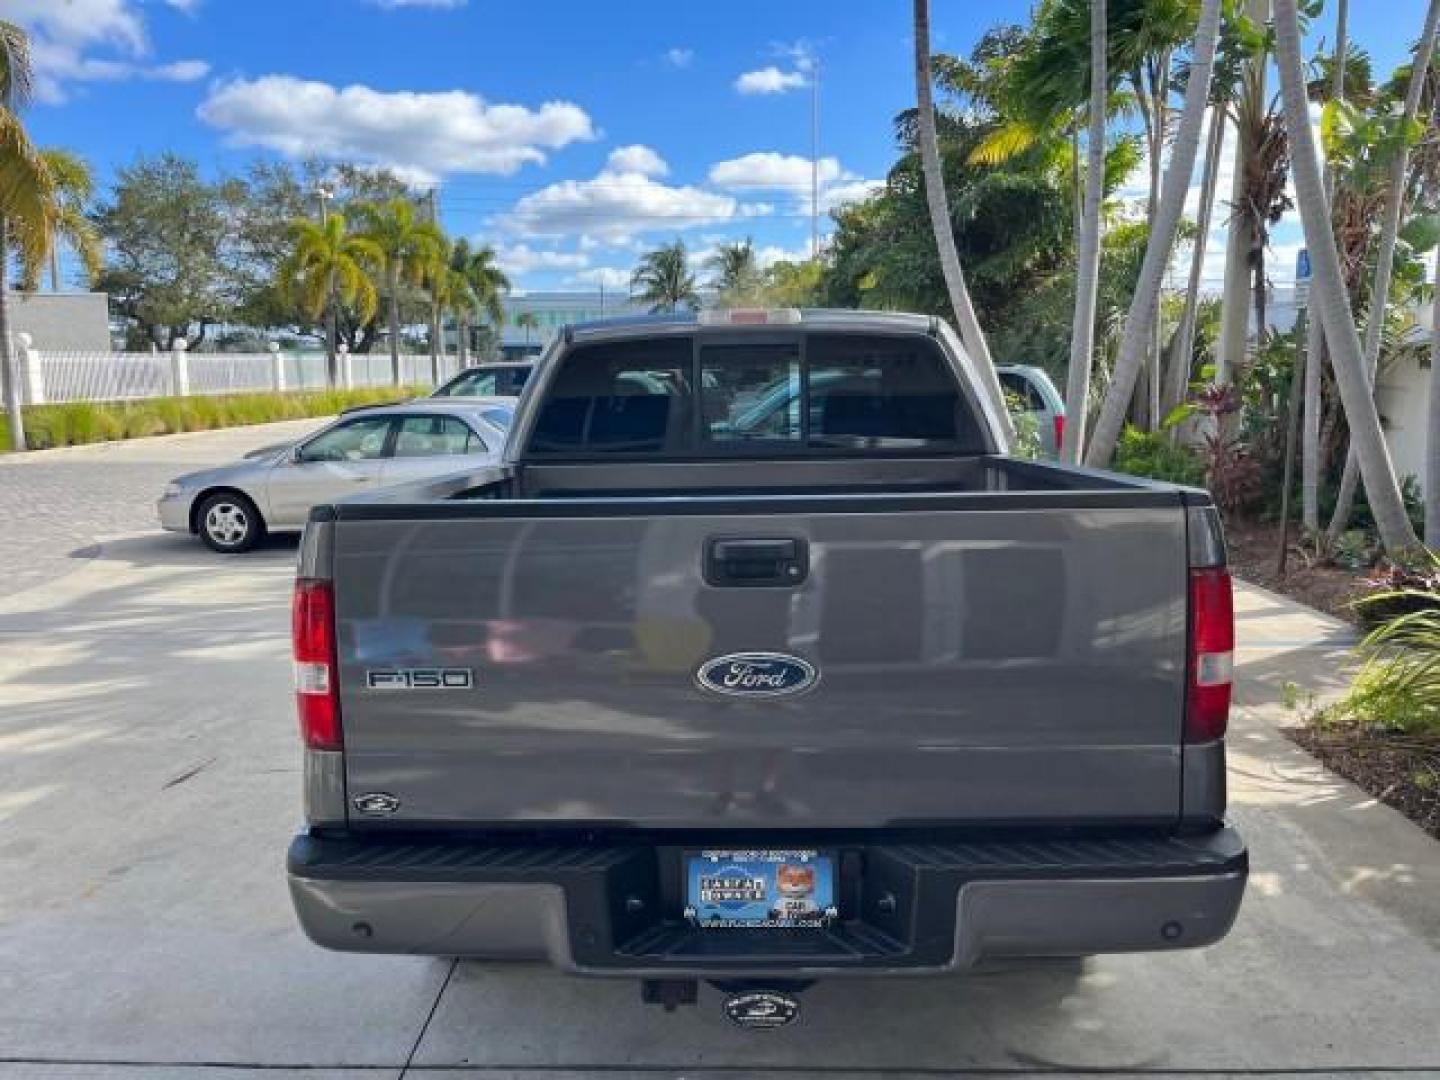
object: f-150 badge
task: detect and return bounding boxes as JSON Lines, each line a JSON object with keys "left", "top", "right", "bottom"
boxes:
{"left": 366, "top": 668, "right": 472, "bottom": 690}
{"left": 696, "top": 652, "right": 818, "bottom": 698}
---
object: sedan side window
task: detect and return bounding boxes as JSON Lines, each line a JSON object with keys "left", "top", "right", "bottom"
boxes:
{"left": 296, "top": 417, "right": 393, "bottom": 463}
{"left": 393, "top": 416, "right": 485, "bottom": 457}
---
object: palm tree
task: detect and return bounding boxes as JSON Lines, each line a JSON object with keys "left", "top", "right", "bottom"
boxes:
{"left": 1061, "top": 0, "right": 1107, "bottom": 463}
{"left": 1326, "top": 0, "right": 1440, "bottom": 544}
{"left": 515, "top": 310, "right": 540, "bottom": 345}
{"left": 454, "top": 241, "right": 509, "bottom": 363}
{"left": 1, "top": 22, "right": 65, "bottom": 449}
{"left": 351, "top": 197, "right": 447, "bottom": 385}
{"left": 1166, "top": 6, "right": 1252, "bottom": 424}
{"left": 1084, "top": 0, "right": 1223, "bottom": 466}
{"left": 1273, "top": 0, "right": 1418, "bottom": 551}
{"left": 707, "top": 239, "right": 763, "bottom": 304}
{"left": 424, "top": 257, "right": 473, "bottom": 384}
{"left": 279, "top": 214, "right": 381, "bottom": 383}
{"left": 1302, "top": 0, "right": 1348, "bottom": 535}
{"left": 630, "top": 239, "right": 699, "bottom": 313}
{"left": 38, "top": 149, "right": 98, "bottom": 291}
{"left": 1214, "top": 0, "right": 1270, "bottom": 392}
{"left": 440, "top": 267, "right": 477, "bottom": 370}
{"left": 913, "top": 0, "right": 1012, "bottom": 431}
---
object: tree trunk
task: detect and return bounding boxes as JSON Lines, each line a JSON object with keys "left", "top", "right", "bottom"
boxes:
{"left": 1216, "top": 0, "right": 1268, "bottom": 390}
{"left": 0, "top": 216, "right": 27, "bottom": 452}
{"left": 325, "top": 267, "right": 338, "bottom": 387}
{"left": 1147, "top": 54, "right": 1171, "bottom": 432}
{"left": 1061, "top": 0, "right": 1107, "bottom": 463}
{"left": 1167, "top": 108, "right": 1227, "bottom": 420}
{"left": 1427, "top": 251, "right": 1440, "bottom": 546}
{"left": 913, "top": 0, "right": 1014, "bottom": 438}
{"left": 430, "top": 299, "right": 442, "bottom": 385}
{"left": 387, "top": 266, "right": 402, "bottom": 386}
{"left": 458, "top": 315, "right": 469, "bottom": 368}
{"left": 1252, "top": 255, "right": 1267, "bottom": 342}
{"left": 1326, "top": 0, "right": 1440, "bottom": 543}
{"left": 1302, "top": 0, "right": 1347, "bottom": 534}
{"left": 1084, "top": 0, "right": 1223, "bottom": 467}
{"left": 1274, "top": 0, "right": 1419, "bottom": 551}
{"left": 1277, "top": 307, "right": 1307, "bottom": 576}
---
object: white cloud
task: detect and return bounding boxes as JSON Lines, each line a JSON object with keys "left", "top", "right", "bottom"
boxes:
{"left": 149, "top": 59, "right": 211, "bottom": 82}
{"left": 710, "top": 152, "right": 843, "bottom": 191}
{"left": 198, "top": 76, "right": 595, "bottom": 180}
{"left": 505, "top": 162, "right": 739, "bottom": 242}
{"left": 606, "top": 144, "right": 668, "bottom": 177}
{"left": 663, "top": 47, "right": 694, "bottom": 69}
{"left": 494, "top": 243, "right": 590, "bottom": 274}
{"left": 821, "top": 178, "right": 883, "bottom": 211}
{"left": 735, "top": 66, "right": 808, "bottom": 95}
{"left": 708, "top": 152, "right": 880, "bottom": 214}
{"left": 7, "top": 0, "right": 209, "bottom": 103}
{"left": 571, "top": 266, "right": 632, "bottom": 289}
{"left": 755, "top": 243, "right": 815, "bottom": 268}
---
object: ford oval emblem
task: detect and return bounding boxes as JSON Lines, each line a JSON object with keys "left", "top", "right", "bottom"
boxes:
{"left": 723, "top": 990, "right": 801, "bottom": 1030}
{"left": 696, "top": 652, "right": 818, "bottom": 698}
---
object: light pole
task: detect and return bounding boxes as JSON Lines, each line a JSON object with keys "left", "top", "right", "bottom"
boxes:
{"left": 810, "top": 53, "right": 821, "bottom": 260}
{"left": 316, "top": 185, "right": 337, "bottom": 387}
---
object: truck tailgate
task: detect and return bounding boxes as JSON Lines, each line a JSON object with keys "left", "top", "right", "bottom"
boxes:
{"left": 331, "top": 499, "right": 1188, "bottom": 828}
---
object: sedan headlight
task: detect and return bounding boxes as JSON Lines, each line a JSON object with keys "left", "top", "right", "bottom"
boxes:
{"left": 163, "top": 482, "right": 184, "bottom": 499}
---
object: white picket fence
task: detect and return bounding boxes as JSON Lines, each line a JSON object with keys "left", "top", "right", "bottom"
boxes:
{"left": 15, "top": 340, "right": 461, "bottom": 406}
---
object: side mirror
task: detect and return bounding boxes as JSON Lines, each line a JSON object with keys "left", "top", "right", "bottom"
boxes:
{"left": 289, "top": 445, "right": 307, "bottom": 464}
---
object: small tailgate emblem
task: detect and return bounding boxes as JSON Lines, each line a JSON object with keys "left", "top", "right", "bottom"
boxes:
{"left": 696, "top": 652, "right": 818, "bottom": 698}
{"left": 353, "top": 792, "right": 400, "bottom": 816}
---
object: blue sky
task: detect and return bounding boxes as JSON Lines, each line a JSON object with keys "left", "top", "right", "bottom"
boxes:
{"left": 10, "top": 0, "right": 1436, "bottom": 293}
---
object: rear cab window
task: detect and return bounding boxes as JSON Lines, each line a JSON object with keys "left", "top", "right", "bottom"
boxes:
{"left": 525, "top": 332, "right": 984, "bottom": 458}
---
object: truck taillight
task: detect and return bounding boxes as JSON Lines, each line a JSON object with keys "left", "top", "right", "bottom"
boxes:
{"left": 1186, "top": 567, "right": 1233, "bottom": 743}
{"left": 1053, "top": 414, "right": 1066, "bottom": 454}
{"left": 293, "top": 578, "right": 342, "bottom": 750}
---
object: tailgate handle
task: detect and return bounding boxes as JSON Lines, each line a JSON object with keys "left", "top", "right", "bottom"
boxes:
{"left": 705, "top": 537, "right": 808, "bottom": 587}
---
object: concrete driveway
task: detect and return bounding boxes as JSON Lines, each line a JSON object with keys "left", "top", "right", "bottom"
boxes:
{"left": 0, "top": 423, "right": 1438, "bottom": 1079}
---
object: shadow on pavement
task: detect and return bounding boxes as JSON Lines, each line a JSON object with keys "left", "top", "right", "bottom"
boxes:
{"left": 75, "top": 531, "right": 302, "bottom": 572}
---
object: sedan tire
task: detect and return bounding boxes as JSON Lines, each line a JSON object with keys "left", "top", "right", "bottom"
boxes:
{"left": 197, "top": 491, "right": 266, "bottom": 554}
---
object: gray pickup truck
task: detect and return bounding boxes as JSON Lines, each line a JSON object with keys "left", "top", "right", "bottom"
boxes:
{"left": 287, "top": 309, "right": 1245, "bottom": 1018}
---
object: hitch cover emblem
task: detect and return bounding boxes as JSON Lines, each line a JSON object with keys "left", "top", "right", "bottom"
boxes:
{"left": 723, "top": 990, "right": 801, "bottom": 1030}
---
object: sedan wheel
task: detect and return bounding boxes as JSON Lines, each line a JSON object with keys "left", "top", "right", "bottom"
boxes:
{"left": 197, "top": 492, "right": 264, "bottom": 553}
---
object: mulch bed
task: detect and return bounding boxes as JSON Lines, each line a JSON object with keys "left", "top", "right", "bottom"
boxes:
{"left": 1224, "top": 518, "right": 1368, "bottom": 626}
{"left": 1290, "top": 727, "right": 1440, "bottom": 839}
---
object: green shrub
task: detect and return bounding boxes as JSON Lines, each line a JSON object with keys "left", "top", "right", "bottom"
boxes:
{"left": 1111, "top": 425, "right": 1206, "bottom": 487}
{"left": 0, "top": 386, "right": 429, "bottom": 453}
{"left": 1321, "top": 601, "right": 1440, "bottom": 737}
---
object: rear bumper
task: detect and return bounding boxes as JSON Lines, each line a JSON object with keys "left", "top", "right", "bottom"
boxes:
{"left": 287, "top": 827, "right": 1246, "bottom": 978}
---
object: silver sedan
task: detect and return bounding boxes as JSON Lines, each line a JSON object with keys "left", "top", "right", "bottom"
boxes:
{"left": 157, "top": 399, "right": 512, "bottom": 553}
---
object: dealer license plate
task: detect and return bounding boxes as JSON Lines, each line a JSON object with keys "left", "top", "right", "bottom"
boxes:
{"left": 684, "top": 849, "right": 837, "bottom": 928}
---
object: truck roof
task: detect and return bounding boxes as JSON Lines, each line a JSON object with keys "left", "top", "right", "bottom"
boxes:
{"left": 567, "top": 308, "right": 938, "bottom": 343}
